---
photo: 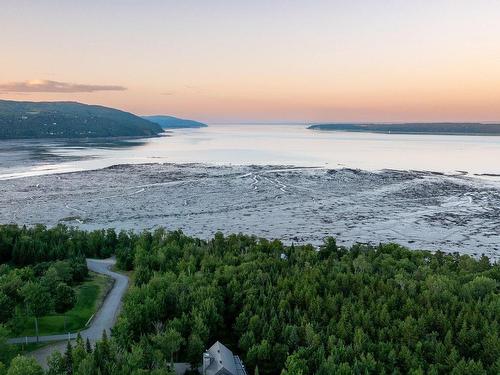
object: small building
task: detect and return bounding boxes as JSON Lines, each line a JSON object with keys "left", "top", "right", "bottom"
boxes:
{"left": 202, "top": 341, "right": 247, "bottom": 375}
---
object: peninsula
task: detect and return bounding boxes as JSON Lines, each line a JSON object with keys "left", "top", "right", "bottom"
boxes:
{"left": 142, "top": 115, "right": 207, "bottom": 129}
{"left": 308, "top": 122, "right": 500, "bottom": 135}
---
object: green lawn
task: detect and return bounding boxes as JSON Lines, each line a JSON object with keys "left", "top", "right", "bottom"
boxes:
{"left": 15, "top": 272, "right": 111, "bottom": 337}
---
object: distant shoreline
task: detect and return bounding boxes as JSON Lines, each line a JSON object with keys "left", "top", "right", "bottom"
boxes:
{"left": 0, "top": 132, "right": 170, "bottom": 142}
{"left": 308, "top": 122, "right": 500, "bottom": 136}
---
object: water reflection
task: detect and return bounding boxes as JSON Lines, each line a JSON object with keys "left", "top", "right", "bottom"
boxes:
{"left": 1, "top": 124, "right": 500, "bottom": 180}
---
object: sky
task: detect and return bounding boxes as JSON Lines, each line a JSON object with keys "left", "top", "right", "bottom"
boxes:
{"left": 2, "top": 0, "right": 500, "bottom": 123}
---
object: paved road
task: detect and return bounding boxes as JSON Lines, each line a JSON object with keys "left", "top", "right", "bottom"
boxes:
{"left": 8, "top": 258, "right": 129, "bottom": 366}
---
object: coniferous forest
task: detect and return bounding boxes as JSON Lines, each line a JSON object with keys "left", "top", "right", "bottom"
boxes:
{"left": 0, "top": 225, "right": 499, "bottom": 374}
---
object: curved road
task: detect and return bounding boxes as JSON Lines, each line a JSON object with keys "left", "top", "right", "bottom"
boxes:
{"left": 8, "top": 258, "right": 129, "bottom": 366}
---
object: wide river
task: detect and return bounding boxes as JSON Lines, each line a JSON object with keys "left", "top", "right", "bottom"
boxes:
{"left": 1, "top": 124, "right": 500, "bottom": 180}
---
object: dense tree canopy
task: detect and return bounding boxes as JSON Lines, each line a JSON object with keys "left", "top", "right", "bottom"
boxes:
{"left": 1, "top": 226, "right": 499, "bottom": 374}
{"left": 0, "top": 257, "right": 87, "bottom": 328}
{"left": 0, "top": 225, "right": 89, "bottom": 356}
{"left": 6, "top": 355, "right": 43, "bottom": 375}
{"left": 0, "top": 224, "right": 122, "bottom": 265}
{"left": 0, "top": 100, "right": 163, "bottom": 139}
{"left": 112, "top": 229, "right": 499, "bottom": 374}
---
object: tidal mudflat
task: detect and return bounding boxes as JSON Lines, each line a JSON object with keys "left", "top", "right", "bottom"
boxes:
{"left": 2, "top": 163, "right": 499, "bottom": 259}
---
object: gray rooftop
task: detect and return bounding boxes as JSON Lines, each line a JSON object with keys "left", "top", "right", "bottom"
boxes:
{"left": 203, "top": 341, "right": 247, "bottom": 375}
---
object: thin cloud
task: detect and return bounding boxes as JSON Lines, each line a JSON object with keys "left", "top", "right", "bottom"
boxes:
{"left": 0, "top": 79, "right": 127, "bottom": 93}
{"left": 160, "top": 92, "right": 175, "bottom": 96}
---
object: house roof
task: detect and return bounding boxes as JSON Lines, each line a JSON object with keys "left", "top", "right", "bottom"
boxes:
{"left": 205, "top": 341, "right": 238, "bottom": 375}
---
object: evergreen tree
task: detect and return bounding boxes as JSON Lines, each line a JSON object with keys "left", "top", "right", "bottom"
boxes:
{"left": 72, "top": 333, "right": 87, "bottom": 371}
{"left": 86, "top": 338, "right": 93, "bottom": 353}
{"left": 47, "top": 351, "right": 65, "bottom": 375}
{"left": 64, "top": 340, "right": 73, "bottom": 375}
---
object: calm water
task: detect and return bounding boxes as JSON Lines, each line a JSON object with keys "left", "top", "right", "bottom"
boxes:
{"left": 1, "top": 124, "right": 500, "bottom": 180}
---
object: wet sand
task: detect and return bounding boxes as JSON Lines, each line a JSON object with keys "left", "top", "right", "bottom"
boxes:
{"left": 1, "top": 163, "right": 499, "bottom": 259}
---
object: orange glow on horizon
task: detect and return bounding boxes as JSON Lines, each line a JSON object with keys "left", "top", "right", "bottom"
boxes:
{"left": 2, "top": 1, "right": 500, "bottom": 122}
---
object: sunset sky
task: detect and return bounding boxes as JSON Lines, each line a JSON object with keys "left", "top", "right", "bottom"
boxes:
{"left": 2, "top": 0, "right": 500, "bottom": 123}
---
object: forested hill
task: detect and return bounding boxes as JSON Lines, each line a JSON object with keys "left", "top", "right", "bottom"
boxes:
{"left": 0, "top": 100, "right": 163, "bottom": 139}
{"left": 308, "top": 122, "right": 500, "bottom": 135}
{"left": 142, "top": 115, "right": 208, "bottom": 129}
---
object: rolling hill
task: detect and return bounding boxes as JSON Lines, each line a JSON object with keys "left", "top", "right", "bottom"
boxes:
{"left": 0, "top": 100, "right": 163, "bottom": 139}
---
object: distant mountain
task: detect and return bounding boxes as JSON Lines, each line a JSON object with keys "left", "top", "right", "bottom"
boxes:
{"left": 308, "top": 123, "right": 500, "bottom": 135}
{"left": 142, "top": 115, "right": 207, "bottom": 129}
{"left": 0, "top": 100, "right": 163, "bottom": 139}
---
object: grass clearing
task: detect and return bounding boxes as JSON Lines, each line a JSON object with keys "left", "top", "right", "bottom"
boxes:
{"left": 14, "top": 272, "right": 112, "bottom": 337}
